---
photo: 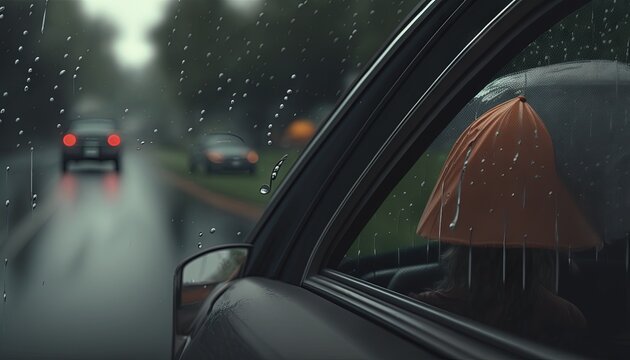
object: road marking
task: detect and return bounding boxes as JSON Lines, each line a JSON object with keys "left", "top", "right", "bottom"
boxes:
{"left": 159, "top": 170, "right": 263, "bottom": 222}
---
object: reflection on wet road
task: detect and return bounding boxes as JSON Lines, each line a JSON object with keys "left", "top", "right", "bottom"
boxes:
{"left": 0, "top": 147, "right": 255, "bottom": 359}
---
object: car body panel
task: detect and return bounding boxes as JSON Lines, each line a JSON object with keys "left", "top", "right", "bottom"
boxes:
{"left": 181, "top": 277, "right": 434, "bottom": 360}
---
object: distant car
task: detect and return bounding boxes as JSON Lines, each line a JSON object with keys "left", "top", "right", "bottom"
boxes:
{"left": 188, "top": 133, "right": 258, "bottom": 174}
{"left": 61, "top": 119, "right": 122, "bottom": 172}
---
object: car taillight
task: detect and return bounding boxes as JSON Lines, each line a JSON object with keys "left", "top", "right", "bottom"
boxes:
{"left": 246, "top": 151, "right": 259, "bottom": 164}
{"left": 63, "top": 133, "right": 77, "bottom": 147}
{"left": 107, "top": 134, "right": 121, "bottom": 147}
{"left": 206, "top": 151, "right": 224, "bottom": 163}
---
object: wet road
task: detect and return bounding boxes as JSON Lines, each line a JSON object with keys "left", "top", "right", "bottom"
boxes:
{"left": 0, "top": 146, "right": 256, "bottom": 359}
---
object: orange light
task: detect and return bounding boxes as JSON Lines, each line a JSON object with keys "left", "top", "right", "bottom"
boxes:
{"left": 63, "top": 133, "right": 77, "bottom": 147}
{"left": 107, "top": 134, "right": 121, "bottom": 147}
{"left": 246, "top": 151, "right": 259, "bottom": 164}
{"left": 206, "top": 151, "right": 224, "bottom": 163}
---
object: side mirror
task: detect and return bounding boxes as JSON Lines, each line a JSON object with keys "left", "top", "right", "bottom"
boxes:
{"left": 172, "top": 244, "right": 250, "bottom": 359}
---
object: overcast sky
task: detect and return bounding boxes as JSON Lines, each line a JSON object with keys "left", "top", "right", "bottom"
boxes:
{"left": 78, "top": 0, "right": 263, "bottom": 70}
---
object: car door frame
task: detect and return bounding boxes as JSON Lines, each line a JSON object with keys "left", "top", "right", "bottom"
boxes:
{"left": 240, "top": 0, "right": 591, "bottom": 358}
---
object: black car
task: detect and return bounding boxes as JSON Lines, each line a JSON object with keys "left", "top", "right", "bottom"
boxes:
{"left": 61, "top": 119, "right": 122, "bottom": 172}
{"left": 188, "top": 133, "right": 258, "bottom": 174}
{"left": 171, "top": 0, "right": 630, "bottom": 359}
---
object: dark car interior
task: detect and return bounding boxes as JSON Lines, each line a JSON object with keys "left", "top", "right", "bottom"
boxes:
{"left": 337, "top": 241, "right": 630, "bottom": 358}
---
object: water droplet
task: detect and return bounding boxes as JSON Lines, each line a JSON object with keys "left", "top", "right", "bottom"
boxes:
{"left": 153, "top": 128, "right": 158, "bottom": 133}
{"left": 290, "top": 74, "right": 296, "bottom": 79}
{"left": 59, "top": 109, "right": 65, "bottom": 114}
{"left": 271, "top": 172, "right": 277, "bottom": 180}
{"left": 32, "top": 203, "right": 36, "bottom": 209}
{"left": 23, "top": 30, "right": 28, "bottom": 35}
{"left": 5, "top": 200, "right": 9, "bottom": 207}
{"left": 56, "top": 123, "right": 61, "bottom": 129}
{"left": 23, "top": 86, "right": 29, "bottom": 92}
{"left": 259, "top": 185, "right": 270, "bottom": 195}
{"left": 33, "top": 194, "right": 37, "bottom": 200}
{"left": 49, "top": 97, "right": 54, "bottom": 102}
{"left": 59, "top": 70, "right": 66, "bottom": 75}
{"left": 286, "top": 89, "right": 293, "bottom": 95}
{"left": 187, "top": 127, "right": 193, "bottom": 133}
{"left": 279, "top": 104, "right": 284, "bottom": 109}
{"left": 66, "top": 36, "right": 72, "bottom": 41}
{"left": 34, "top": 56, "right": 39, "bottom": 62}
{"left": 209, "top": 227, "right": 216, "bottom": 234}
{"left": 236, "top": 231, "right": 242, "bottom": 236}
{"left": 198, "top": 232, "right": 203, "bottom": 237}
{"left": 267, "top": 140, "right": 272, "bottom": 146}
{"left": 197, "top": 242, "right": 202, "bottom": 248}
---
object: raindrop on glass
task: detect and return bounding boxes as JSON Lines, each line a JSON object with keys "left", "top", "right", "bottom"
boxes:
{"left": 259, "top": 185, "right": 270, "bottom": 195}
{"left": 197, "top": 242, "right": 202, "bottom": 248}
{"left": 210, "top": 227, "right": 216, "bottom": 234}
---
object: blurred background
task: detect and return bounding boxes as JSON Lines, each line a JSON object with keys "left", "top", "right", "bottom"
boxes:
{"left": 0, "top": 0, "right": 417, "bottom": 359}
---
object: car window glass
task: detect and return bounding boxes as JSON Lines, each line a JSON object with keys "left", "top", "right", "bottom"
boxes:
{"left": 332, "top": 1, "right": 630, "bottom": 357}
{"left": 0, "top": 1, "right": 418, "bottom": 358}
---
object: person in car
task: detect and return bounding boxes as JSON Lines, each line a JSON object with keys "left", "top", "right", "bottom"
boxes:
{"left": 413, "top": 96, "right": 602, "bottom": 347}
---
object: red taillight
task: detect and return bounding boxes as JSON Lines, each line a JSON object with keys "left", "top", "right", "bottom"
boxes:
{"left": 246, "top": 151, "right": 259, "bottom": 164}
{"left": 63, "top": 133, "right": 77, "bottom": 147}
{"left": 107, "top": 134, "right": 121, "bottom": 147}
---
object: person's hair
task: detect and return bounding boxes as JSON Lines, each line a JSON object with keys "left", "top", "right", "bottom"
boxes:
{"left": 437, "top": 245, "right": 554, "bottom": 332}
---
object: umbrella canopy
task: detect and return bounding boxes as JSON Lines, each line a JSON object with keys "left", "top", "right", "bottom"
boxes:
{"left": 417, "top": 96, "right": 601, "bottom": 250}
{"left": 441, "top": 61, "right": 630, "bottom": 243}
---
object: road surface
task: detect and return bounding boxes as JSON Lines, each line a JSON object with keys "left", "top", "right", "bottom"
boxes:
{"left": 0, "top": 145, "right": 257, "bottom": 359}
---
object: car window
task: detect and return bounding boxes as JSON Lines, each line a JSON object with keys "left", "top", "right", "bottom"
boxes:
{"left": 331, "top": 0, "right": 630, "bottom": 357}
{"left": 0, "top": 0, "right": 418, "bottom": 358}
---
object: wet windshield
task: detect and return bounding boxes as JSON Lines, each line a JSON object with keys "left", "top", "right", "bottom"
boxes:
{"left": 0, "top": 0, "right": 417, "bottom": 358}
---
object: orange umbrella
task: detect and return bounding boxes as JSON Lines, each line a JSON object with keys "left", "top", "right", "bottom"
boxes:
{"left": 417, "top": 96, "right": 601, "bottom": 250}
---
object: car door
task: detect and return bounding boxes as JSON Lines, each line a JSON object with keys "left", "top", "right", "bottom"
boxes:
{"left": 180, "top": 0, "right": 614, "bottom": 358}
